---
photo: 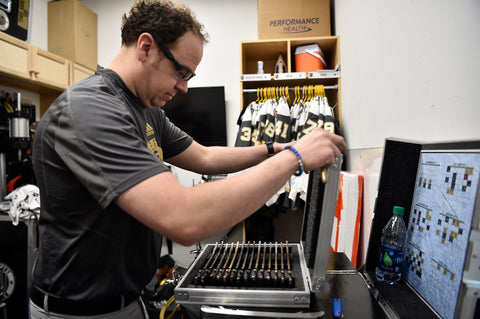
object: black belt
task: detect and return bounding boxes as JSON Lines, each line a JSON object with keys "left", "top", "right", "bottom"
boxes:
{"left": 30, "top": 285, "right": 139, "bottom": 316}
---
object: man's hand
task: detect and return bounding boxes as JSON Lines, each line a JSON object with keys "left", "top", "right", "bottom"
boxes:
{"left": 291, "top": 128, "right": 346, "bottom": 172}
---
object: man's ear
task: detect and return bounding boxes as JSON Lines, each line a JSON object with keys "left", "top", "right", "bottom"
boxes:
{"left": 137, "top": 33, "right": 155, "bottom": 62}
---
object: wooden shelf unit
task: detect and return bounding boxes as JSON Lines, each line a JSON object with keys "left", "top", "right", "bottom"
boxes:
{"left": 240, "top": 36, "right": 342, "bottom": 130}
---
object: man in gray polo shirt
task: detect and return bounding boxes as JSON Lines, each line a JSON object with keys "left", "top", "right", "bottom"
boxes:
{"left": 30, "top": 1, "right": 345, "bottom": 318}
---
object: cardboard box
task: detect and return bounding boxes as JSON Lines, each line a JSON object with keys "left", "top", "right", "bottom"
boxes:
{"left": 48, "top": 0, "right": 97, "bottom": 70}
{"left": 258, "top": 0, "right": 331, "bottom": 40}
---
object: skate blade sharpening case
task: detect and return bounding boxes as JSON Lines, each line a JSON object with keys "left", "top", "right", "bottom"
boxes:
{"left": 174, "top": 156, "right": 343, "bottom": 316}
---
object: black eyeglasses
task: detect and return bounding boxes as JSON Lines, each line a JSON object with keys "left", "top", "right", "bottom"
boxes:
{"left": 158, "top": 44, "right": 196, "bottom": 82}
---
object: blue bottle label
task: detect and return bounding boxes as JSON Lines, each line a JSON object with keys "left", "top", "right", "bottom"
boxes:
{"left": 378, "top": 246, "right": 404, "bottom": 272}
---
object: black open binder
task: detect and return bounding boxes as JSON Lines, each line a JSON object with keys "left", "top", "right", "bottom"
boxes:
{"left": 360, "top": 138, "right": 480, "bottom": 319}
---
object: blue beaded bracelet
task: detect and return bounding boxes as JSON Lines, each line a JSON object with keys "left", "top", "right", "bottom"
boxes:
{"left": 284, "top": 145, "right": 304, "bottom": 176}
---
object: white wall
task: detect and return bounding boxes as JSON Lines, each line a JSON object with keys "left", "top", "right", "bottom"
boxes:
{"left": 335, "top": 0, "right": 480, "bottom": 150}
{"left": 27, "top": 0, "right": 49, "bottom": 48}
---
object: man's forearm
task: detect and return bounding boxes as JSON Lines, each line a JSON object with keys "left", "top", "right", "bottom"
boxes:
{"left": 197, "top": 143, "right": 287, "bottom": 175}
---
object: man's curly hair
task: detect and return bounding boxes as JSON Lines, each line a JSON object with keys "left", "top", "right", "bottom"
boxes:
{"left": 121, "top": 0, "right": 209, "bottom": 47}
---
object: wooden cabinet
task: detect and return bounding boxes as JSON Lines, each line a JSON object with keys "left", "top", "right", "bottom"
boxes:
{"left": 240, "top": 36, "right": 342, "bottom": 129}
{"left": 71, "top": 63, "right": 95, "bottom": 84}
{"left": 0, "top": 32, "right": 32, "bottom": 81}
{"left": 30, "top": 46, "right": 70, "bottom": 90}
{"left": 0, "top": 32, "right": 69, "bottom": 91}
{"left": 0, "top": 32, "right": 95, "bottom": 117}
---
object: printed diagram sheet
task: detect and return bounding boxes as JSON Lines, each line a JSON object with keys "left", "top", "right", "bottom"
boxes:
{"left": 405, "top": 152, "right": 480, "bottom": 319}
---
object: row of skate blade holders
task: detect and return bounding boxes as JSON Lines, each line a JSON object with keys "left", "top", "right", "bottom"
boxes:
{"left": 192, "top": 241, "right": 295, "bottom": 288}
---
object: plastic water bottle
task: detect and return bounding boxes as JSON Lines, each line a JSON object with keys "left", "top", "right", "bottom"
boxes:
{"left": 375, "top": 206, "right": 407, "bottom": 285}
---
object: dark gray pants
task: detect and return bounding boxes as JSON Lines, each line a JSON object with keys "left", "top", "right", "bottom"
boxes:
{"left": 29, "top": 298, "right": 149, "bottom": 319}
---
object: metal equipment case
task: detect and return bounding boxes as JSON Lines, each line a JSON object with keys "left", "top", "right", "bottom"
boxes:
{"left": 174, "top": 156, "right": 343, "bottom": 311}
